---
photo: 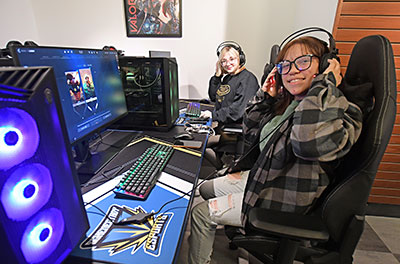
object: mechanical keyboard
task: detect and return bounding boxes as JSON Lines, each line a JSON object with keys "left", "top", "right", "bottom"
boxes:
{"left": 185, "top": 102, "right": 201, "bottom": 117}
{"left": 113, "top": 143, "right": 174, "bottom": 200}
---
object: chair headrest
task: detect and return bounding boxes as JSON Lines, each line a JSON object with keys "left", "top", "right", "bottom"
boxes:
{"left": 321, "top": 35, "right": 397, "bottom": 243}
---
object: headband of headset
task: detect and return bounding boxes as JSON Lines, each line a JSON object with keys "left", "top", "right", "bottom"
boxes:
{"left": 216, "top": 41, "right": 246, "bottom": 66}
{"left": 276, "top": 27, "right": 339, "bottom": 73}
{"left": 279, "top": 27, "right": 337, "bottom": 54}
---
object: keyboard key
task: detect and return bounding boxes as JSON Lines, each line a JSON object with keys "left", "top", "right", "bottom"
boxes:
{"left": 113, "top": 143, "right": 174, "bottom": 200}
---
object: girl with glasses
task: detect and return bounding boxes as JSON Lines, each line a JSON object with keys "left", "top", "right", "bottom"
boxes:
{"left": 199, "top": 44, "right": 259, "bottom": 179}
{"left": 188, "top": 36, "right": 364, "bottom": 264}
{"left": 202, "top": 45, "right": 259, "bottom": 127}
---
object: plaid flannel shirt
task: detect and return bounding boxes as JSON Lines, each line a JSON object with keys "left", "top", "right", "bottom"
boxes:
{"left": 240, "top": 73, "right": 363, "bottom": 224}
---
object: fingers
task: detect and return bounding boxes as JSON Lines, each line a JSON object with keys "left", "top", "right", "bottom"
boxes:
{"left": 323, "top": 59, "right": 340, "bottom": 74}
{"left": 323, "top": 59, "right": 342, "bottom": 86}
{"left": 262, "top": 67, "right": 278, "bottom": 96}
{"left": 268, "top": 66, "right": 278, "bottom": 78}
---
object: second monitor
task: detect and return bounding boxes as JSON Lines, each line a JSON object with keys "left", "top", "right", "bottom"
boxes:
{"left": 114, "top": 56, "right": 179, "bottom": 131}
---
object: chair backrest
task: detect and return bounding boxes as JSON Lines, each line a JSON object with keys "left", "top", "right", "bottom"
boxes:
{"left": 320, "top": 35, "right": 396, "bottom": 244}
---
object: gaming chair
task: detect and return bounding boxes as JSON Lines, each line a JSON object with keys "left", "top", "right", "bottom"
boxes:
{"left": 225, "top": 34, "right": 396, "bottom": 264}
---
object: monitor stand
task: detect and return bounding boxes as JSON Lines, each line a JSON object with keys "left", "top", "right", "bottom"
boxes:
{"left": 74, "top": 131, "right": 135, "bottom": 176}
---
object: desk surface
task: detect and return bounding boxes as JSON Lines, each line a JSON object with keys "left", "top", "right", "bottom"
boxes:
{"left": 67, "top": 119, "right": 209, "bottom": 263}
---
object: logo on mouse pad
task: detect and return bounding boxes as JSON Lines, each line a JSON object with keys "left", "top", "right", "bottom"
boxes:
{"left": 81, "top": 205, "right": 173, "bottom": 257}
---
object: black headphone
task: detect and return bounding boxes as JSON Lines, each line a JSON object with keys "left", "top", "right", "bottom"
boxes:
{"left": 216, "top": 41, "right": 246, "bottom": 66}
{"left": 23, "top": 40, "right": 38, "bottom": 47}
{"left": 0, "top": 40, "right": 39, "bottom": 59}
{"left": 0, "top": 40, "right": 23, "bottom": 58}
{"left": 261, "top": 44, "right": 280, "bottom": 84}
{"left": 103, "top": 45, "right": 124, "bottom": 57}
{"left": 274, "top": 27, "right": 339, "bottom": 74}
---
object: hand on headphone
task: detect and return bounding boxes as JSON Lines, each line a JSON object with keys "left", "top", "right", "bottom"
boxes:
{"left": 323, "top": 58, "right": 342, "bottom": 87}
{"left": 262, "top": 66, "right": 278, "bottom": 97}
{"left": 215, "top": 61, "right": 224, "bottom": 77}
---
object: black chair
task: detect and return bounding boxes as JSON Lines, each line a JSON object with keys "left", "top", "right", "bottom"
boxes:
{"left": 214, "top": 123, "right": 245, "bottom": 160}
{"left": 225, "top": 35, "right": 397, "bottom": 264}
{"left": 205, "top": 42, "right": 280, "bottom": 172}
{"left": 199, "top": 124, "right": 245, "bottom": 179}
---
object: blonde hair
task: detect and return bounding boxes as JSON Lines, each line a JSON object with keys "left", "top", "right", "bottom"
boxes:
{"left": 218, "top": 46, "right": 239, "bottom": 60}
{"left": 218, "top": 46, "right": 242, "bottom": 74}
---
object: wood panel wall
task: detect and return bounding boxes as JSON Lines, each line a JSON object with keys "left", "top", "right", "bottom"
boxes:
{"left": 332, "top": 0, "right": 400, "bottom": 205}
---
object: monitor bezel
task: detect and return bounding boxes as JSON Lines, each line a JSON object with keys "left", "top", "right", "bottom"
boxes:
{"left": 10, "top": 45, "right": 129, "bottom": 146}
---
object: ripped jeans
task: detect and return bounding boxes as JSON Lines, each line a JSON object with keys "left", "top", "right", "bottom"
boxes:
{"left": 188, "top": 171, "right": 249, "bottom": 264}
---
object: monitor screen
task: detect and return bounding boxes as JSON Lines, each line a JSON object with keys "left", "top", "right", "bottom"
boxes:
{"left": 11, "top": 46, "right": 128, "bottom": 144}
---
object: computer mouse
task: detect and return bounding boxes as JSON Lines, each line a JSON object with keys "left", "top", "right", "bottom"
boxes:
{"left": 116, "top": 212, "right": 154, "bottom": 225}
{"left": 174, "top": 132, "right": 194, "bottom": 140}
{"left": 199, "top": 98, "right": 211, "bottom": 104}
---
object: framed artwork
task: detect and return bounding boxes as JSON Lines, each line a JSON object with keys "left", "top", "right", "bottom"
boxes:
{"left": 123, "top": 0, "right": 182, "bottom": 38}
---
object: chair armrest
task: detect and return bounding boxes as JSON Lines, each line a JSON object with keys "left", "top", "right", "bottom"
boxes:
{"left": 221, "top": 124, "right": 243, "bottom": 134}
{"left": 248, "top": 208, "right": 329, "bottom": 242}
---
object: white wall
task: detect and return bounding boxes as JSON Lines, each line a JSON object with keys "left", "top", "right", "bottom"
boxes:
{"left": 224, "top": 0, "right": 338, "bottom": 84}
{"left": 0, "top": 0, "right": 39, "bottom": 46}
{"left": 0, "top": 0, "right": 338, "bottom": 99}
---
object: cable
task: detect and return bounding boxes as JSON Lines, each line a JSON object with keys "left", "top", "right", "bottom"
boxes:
{"left": 229, "top": 112, "right": 294, "bottom": 169}
{"left": 132, "top": 72, "right": 161, "bottom": 88}
{"left": 85, "top": 113, "right": 294, "bottom": 225}
{"left": 154, "top": 168, "right": 224, "bottom": 215}
{"left": 83, "top": 165, "right": 223, "bottom": 225}
{"left": 80, "top": 133, "right": 143, "bottom": 188}
{"left": 116, "top": 166, "right": 225, "bottom": 225}
{"left": 116, "top": 113, "right": 295, "bottom": 225}
{"left": 95, "top": 131, "right": 141, "bottom": 149}
{"left": 209, "top": 126, "right": 216, "bottom": 136}
{"left": 84, "top": 201, "right": 116, "bottom": 223}
{"left": 75, "top": 131, "right": 136, "bottom": 163}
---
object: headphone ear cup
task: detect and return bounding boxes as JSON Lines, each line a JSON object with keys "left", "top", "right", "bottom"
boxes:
{"left": 319, "top": 52, "right": 340, "bottom": 73}
{"left": 217, "top": 41, "right": 246, "bottom": 65}
{"left": 239, "top": 53, "right": 246, "bottom": 65}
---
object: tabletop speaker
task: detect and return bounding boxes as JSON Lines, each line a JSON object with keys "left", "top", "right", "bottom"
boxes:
{"left": 0, "top": 66, "right": 89, "bottom": 263}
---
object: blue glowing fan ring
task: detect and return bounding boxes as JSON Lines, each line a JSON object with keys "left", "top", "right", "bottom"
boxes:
{"left": 0, "top": 163, "right": 53, "bottom": 221}
{"left": 0, "top": 108, "right": 39, "bottom": 170}
{"left": 20, "top": 208, "right": 65, "bottom": 263}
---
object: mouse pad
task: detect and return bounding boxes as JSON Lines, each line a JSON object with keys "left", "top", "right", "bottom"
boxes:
{"left": 99, "top": 136, "right": 203, "bottom": 185}
{"left": 70, "top": 178, "right": 192, "bottom": 263}
{"left": 70, "top": 136, "right": 201, "bottom": 263}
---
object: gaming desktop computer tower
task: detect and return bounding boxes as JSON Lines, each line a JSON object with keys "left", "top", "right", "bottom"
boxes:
{"left": 0, "top": 66, "right": 89, "bottom": 263}
{"left": 114, "top": 56, "right": 179, "bottom": 131}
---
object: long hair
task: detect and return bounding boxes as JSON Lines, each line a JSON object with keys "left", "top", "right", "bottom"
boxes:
{"left": 274, "top": 36, "right": 329, "bottom": 114}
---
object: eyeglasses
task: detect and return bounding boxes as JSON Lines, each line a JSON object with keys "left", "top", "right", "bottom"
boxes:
{"left": 276, "top": 54, "right": 318, "bottom": 75}
{"left": 221, "top": 57, "right": 238, "bottom": 66}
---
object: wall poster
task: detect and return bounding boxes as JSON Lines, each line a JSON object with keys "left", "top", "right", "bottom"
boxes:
{"left": 124, "top": 0, "right": 182, "bottom": 37}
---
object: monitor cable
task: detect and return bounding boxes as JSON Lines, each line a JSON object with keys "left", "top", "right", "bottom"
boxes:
{"left": 87, "top": 112, "right": 294, "bottom": 225}
{"left": 116, "top": 113, "right": 293, "bottom": 225}
{"left": 80, "top": 132, "right": 143, "bottom": 189}
{"left": 84, "top": 167, "right": 223, "bottom": 225}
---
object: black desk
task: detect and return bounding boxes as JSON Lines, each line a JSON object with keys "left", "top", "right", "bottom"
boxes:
{"left": 66, "top": 116, "right": 209, "bottom": 263}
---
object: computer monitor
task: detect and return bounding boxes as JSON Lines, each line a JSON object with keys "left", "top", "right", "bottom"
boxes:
{"left": 113, "top": 56, "right": 179, "bottom": 131}
{"left": 11, "top": 46, "right": 129, "bottom": 175}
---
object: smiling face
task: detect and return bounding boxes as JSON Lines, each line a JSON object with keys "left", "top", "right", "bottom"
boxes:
{"left": 281, "top": 44, "right": 319, "bottom": 100}
{"left": 220, "top": 47, "right": 240, "bottom": 75}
